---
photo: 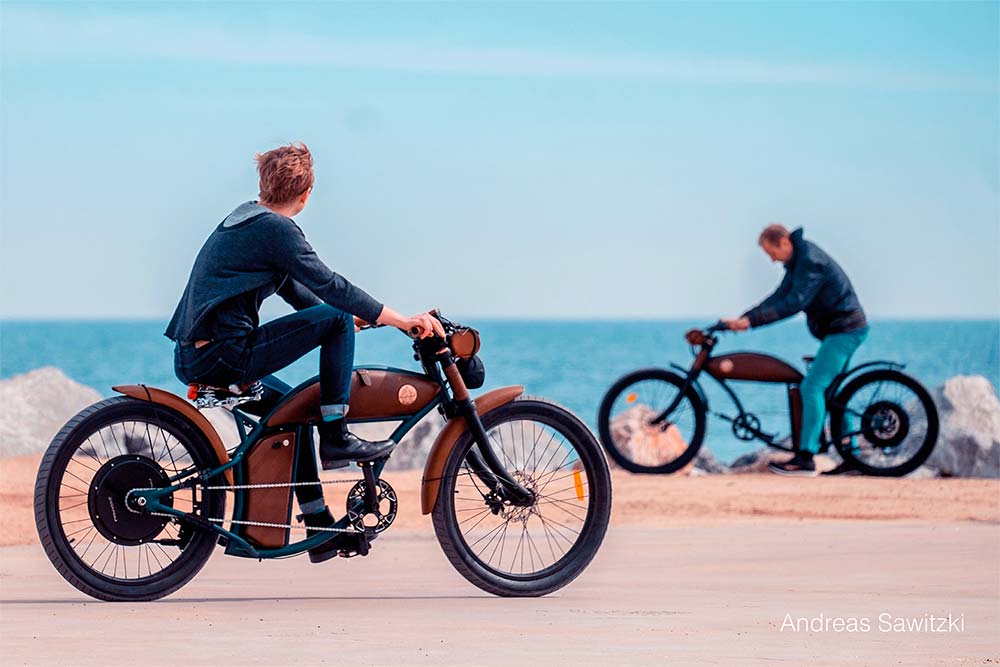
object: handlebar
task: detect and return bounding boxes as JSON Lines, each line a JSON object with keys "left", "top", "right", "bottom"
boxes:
{"left": 706, "top": 320, "right": 729, "bottom": 334}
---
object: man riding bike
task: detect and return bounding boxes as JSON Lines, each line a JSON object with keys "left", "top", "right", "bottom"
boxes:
{"left": 165, "top": 142, "right": 444, "bottom": 560}
{"left": 723, "top": 224, "right": 869, "bottom": 477}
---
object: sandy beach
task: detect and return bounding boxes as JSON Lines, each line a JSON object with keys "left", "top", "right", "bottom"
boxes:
{"left": 1, "top": 454, "right": 998, "bottom": 665}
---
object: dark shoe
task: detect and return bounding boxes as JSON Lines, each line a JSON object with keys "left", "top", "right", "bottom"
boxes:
{"left": 302, "top": 508, "right": 372, "bottom": 563}
{"left": 768, "top": 453, "right": 818, "bottom": 477}
{"left": 318, "top": 421, "right": 395, "bottom": 470}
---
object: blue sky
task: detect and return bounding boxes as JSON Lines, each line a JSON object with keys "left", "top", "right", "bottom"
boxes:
{"left": 1, "top": 1, "right": 997, "bottom": 320}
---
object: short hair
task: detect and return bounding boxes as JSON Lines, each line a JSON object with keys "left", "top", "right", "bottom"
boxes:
{"left": 758, "top": 223, "right": 790, "bottom": 246}
{"left": 255, "top": 142, "right": 314, "bottom": 205}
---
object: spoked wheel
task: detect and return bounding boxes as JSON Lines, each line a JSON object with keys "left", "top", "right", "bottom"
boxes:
{"left": 34, "top": 397, "right": 226, "bottom": 601}
{"left": 432, "top": 398, "right": 611, "bottom": 597}
{"left": 597, "top": 368, "right": 706, "bottom": 474}
{"left": 829, "top": 369, "right": 939, "bottom": 477}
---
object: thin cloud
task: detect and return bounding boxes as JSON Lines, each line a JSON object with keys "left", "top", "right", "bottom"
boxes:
{"left": 2, "top": 7, "right": 995, "bottom": 93}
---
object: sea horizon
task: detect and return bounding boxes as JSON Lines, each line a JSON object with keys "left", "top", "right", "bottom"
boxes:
{"left": 2, "top": 317, "right": 996, "bottom": 463}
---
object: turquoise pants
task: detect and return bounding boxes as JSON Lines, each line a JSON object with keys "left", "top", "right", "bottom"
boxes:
{"left": 799, "top": 327, "right": 869, "bottom": 454}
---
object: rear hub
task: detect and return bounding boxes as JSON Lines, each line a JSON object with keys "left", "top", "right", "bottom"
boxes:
{"left": 861, "top": 401, "right": 909, "bottom": 448}
{"left": 87, "top": 455, "right": 173, "bottom": 545}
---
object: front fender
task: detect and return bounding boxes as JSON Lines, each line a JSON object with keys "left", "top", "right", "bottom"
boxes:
{"left": 420, "top": 385, "right": 524, "bottom": 515}
{"left": 112, "top": 384, "right": 233, "bottom": 484}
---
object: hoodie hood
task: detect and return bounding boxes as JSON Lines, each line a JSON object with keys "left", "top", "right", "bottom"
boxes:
{"left": 222, "top": 201, "right": 270, "bottom": 227}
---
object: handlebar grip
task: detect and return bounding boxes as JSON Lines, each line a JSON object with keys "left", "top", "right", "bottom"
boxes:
{"left": 409, "top": 326, "right": 422, "bottom": 337}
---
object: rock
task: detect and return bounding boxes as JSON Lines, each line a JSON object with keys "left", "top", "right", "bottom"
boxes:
{"left": 381, "top": 415, "right": 443, "bottom": 471}
{"left": 693, "top": 447, "right": 727, "bottom": 474}
{"left": 920, "top": 375, "right": 1000, "bottom": 478}
{"left": 0, "top": 367, "right": 103, "bottom": 457}
{"left": 609, "top": 404, "right": 702, "bottom": 474}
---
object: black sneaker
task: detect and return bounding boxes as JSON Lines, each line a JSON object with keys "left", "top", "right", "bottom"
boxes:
{"left": 302, "top": 508, "right": 372, "bottom": 563}
{"left": 317, "top": 421, "right": 395, "bottom": 470}
{"left": 768, "top": 453, "right": 818, "bottom": 477}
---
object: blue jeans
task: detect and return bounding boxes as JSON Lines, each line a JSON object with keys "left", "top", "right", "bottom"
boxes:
{"left": 174, "top": 304, "right": 355, "bottom": 417}
{"left": 799, "top": 326, "right": 869, "bottom": 454}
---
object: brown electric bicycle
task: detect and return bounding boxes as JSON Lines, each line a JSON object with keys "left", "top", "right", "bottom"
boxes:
{"left": 34, "top": 311, "right": 611, "bottom": 601}
{"left": 598, "top": 322, "right": 938, "bottom": 476}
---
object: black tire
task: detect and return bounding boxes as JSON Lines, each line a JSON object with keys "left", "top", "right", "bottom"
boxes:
{"left": 432, "top": 398, "right": 611, "bottom": 597}
{"left": 829, "top": 369, "right": 939, "bottom": 477}
{"left": 597, "top": 368, "right": 707, "bottom": 474}
{"left": 34, "top": 397, "right": 226, "bottom": 601}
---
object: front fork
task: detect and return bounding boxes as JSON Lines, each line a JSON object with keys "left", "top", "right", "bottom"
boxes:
{"left": 455, "top": 398, "right": 535, "bottom": 508}
{"left": 420, "top": 338, "right": 534, "bottom": 509}
{"left": 650, "top": 368, "right": 702, "bottom": 427}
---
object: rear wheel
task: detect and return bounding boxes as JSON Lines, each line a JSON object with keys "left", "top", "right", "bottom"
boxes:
{"left": 829, "top": 370, "right": 939, "bottom": 477}
{"left": 597, "top": 368, "right": 706, "bottom": 474}
{"left": 432, "top": 398, "right": 611, "bottom": 597}
{"left": 34, "top": 397, "right": 226, "bottom": 601}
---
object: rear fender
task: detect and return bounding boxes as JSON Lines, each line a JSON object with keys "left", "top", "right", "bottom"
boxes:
{"left": 826, "top": 360, "right": 905, "bottom": 401}
{"left": 112, "top": 384, "right": 233, "bottom": 484}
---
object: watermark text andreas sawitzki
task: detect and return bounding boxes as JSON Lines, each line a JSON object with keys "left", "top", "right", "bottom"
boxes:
{"left": 780, "top": 612, "right": 966, "bottom": 634}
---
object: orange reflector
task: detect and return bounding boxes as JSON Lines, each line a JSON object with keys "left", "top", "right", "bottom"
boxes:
{"left": 572, "top": 467, "right": 585, "bottom": 501}
{"left": 626, "top": 392, "right": 637, "bottom": 403}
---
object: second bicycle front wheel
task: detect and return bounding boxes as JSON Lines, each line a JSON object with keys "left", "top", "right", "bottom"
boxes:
{"left": 597, "top": 368, "right": 706, "bottom": 474}
{"left": 432, "top": 398, "right": 611, "bottom": 597}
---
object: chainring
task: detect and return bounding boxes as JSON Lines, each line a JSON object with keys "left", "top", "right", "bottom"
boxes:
{"left": 346, "top": 479, "right": 398, "bottom": 534}
{"left": 732, "top": 413, "right": 761, "bottom": 441}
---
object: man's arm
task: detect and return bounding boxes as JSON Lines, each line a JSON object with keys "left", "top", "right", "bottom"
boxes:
{"left": 742, "top": 260, "right": 825, "bottom": 328}
{"left": 276, "top": 276, "right": 323, "bottom": 311}
{"left": 269, "top": 220, "right": 384, "bottom": 323}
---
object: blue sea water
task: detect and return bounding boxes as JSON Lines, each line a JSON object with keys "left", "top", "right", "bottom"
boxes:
{"left": 1, "top": 318, "right": 996, "bottom": 463}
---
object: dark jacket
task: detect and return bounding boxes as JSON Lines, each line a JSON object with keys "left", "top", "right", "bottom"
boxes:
{"left": 165, "top": 202, "right": 383, "bottom": 342}
{"left": 743, "top": 228, "right": 866, "bottom": 340}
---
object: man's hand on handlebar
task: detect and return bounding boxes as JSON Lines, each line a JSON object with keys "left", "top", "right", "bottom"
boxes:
{"left": 720, "top": 317, "right": 751, "bottom": 332}
{"left": 376, "top": 306, "right": 447, "bottom": 339}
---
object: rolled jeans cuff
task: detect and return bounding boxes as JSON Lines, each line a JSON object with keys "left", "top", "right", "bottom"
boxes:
{"left": 321, "top": 403, "right": 349, "bottom": 421}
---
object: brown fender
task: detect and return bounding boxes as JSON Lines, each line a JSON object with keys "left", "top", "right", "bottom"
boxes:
{"left": 420, "top": 385, "right": 524, "bottom": 515}
{"left": 112, "top": 384, "right": 233, "bottom": 484}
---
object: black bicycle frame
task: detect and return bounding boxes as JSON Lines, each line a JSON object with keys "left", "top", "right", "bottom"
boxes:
{"left": 651, "top": 329, "right": 905, "bottom": 454}
{"left": 130, "top": 327, "right": 533, "bottom": 559}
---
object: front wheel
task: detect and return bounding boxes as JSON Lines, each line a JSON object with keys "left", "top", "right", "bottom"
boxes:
{"left": 432, "top": 398, "right": 612, "bottom": 597}
{"left": 597, "top": 368, "right": 707, "bottom": 474}
{"left": 829, "top": 369, "right": 939, "bottom": 477}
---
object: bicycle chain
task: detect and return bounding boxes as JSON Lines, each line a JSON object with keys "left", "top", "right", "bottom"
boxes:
{"left": 130, "top": 477, "right": 367, "bottom": 534}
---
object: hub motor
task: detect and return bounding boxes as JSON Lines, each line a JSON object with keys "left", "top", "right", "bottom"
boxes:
{"left": 87, "top": 455, "right": 173, "bottom": 545}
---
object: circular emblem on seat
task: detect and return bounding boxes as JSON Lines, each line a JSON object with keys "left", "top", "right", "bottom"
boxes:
{"left": 398, "top": 384, "right": 418, "bottom": 406}
{"left": 719, "top": 359, "right": 735, "bottom": 374}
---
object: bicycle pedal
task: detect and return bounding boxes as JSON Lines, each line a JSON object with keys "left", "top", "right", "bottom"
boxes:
{"left": 337, "top": 532, "right": 371, "bottom": 558}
